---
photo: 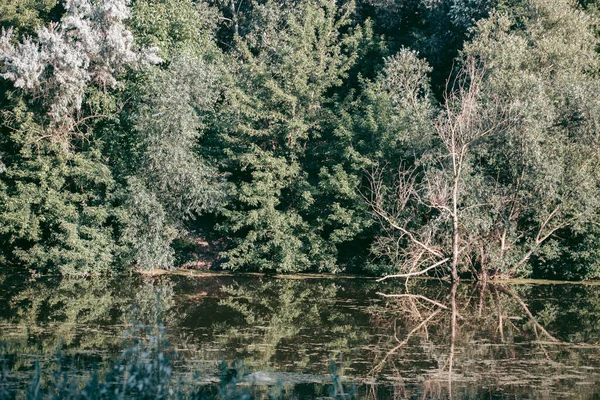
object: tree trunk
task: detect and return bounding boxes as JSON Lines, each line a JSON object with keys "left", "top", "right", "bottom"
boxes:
{"left": 448, "top": 282, "right": 458, "bottom": 398}
{"left": 230, "top": 0, "right": 239, "bottom": 37}
{"left": 451, "top": 175, "right": 460, "bottom": 281}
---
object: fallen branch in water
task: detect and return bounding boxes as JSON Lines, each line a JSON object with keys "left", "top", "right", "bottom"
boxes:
{"left": 376, "top": 258, "right": 450, "bottom": 282}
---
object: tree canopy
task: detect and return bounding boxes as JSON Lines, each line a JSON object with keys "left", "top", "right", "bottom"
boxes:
{"left": 1, "top": 0, "right": 599, "bottom": 280}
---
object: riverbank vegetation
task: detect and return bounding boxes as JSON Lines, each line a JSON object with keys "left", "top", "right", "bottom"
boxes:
{"left": 2, "top": 0, "right": 600, "bottom": 280}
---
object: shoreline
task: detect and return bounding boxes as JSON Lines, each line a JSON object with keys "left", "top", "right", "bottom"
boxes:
{"left": 3, "top": 267, "right": 600, "bottom": 285}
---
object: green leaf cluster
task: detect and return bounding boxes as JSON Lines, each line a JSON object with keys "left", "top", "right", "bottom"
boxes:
{"left": 1, "top": 0, "right": 600, "bottom": 279}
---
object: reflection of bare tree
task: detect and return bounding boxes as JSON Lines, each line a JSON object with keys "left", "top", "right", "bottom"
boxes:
{"left": 447, "top": 283, "right": 457, "bottom": 398}
{"left": 495, "top": 285, "right": 558, "bottom": 343}
{"left": 372, "top": 307, "right": 443, "bottom": 375}
{"left": 368, "top": 282, "right": 572, "bottom": 398}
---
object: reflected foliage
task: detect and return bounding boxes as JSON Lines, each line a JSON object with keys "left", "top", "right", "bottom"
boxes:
{"left": 0, "top": 274, "right": 174, "bottom": 372}
{"left": 1, "top": 275, "right": 600, "bottom": 398}
{"left": 214, "top": 280, "right": 370, "bottom": 371}
{"left": 370, "top": 281, "right": 600, "bottom": 398}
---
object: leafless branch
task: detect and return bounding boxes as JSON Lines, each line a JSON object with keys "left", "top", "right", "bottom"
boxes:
{"left": 496, "top": 285, "right": 560, "bottom": 342}
{"left": 376, "top": 258, "right": 450, "bottom": 281}
{"left": 376, "top": 292, "right": 449, "bottom": 310}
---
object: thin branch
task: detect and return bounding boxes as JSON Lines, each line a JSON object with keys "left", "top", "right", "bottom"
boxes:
{"left": 496, "top": 285, "right": 559, "bottom": 342}
{"left": 372, "top": 209, "right": 445, "bottom": 259}
{"left": 376, "top": 293, "right": 449, "bottom": 310}
{"left": 377, "top": 258, "right": 450, "bottom": 281}
{"left": 370, "top": 309, "right": 442, "bottom": 374}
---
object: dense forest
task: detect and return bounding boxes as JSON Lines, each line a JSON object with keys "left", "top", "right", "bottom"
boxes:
{"left": 1, "top": 0, "right": 600, "bottom": 281}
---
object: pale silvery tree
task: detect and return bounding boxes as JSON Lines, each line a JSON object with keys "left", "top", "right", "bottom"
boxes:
{"left": 367, "top": 56, "right": 508, "bottom": 282}
{"left": 0, "top": 0, "right": 160, "bottom": 147}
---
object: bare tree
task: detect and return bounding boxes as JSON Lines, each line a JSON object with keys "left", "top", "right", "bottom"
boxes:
{"left": 366, "top": 57, "right": 507, "bottom": 281}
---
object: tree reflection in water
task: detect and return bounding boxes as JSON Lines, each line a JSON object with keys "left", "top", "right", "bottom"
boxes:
{"left": 0, "top": 274, "right": 174, "bottom": 377}
{"left": 370, "top": 280, "right": 600, "bottom": 399}
{"left": 2, "top": 274, "right": 600, "bottom": 398}
{"left": 212, "top": 279, "right": 370, "bottom": 372}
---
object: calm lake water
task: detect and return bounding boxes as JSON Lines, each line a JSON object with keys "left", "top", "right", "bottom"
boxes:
{"left": 1, "top": 273, "right": 600, "bottom": 399}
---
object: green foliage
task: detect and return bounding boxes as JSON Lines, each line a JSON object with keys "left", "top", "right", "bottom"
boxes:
{"left": 366, "top": 0, "right": 600, "bottom": 279}
{"left": 117, "top": 54, "right": 226, "bottom": 270}
{"left": 0, "top": 0, "right": 157, "bottom": 275}
{"left": 0, "top": 141, "right": 122, "bottom": 275}
{"left": 1, "top": 0, "right": 599, "bottom": 278}
{"left": 132, "top": 53, "right": 225, "bottom": 220}
{"left": 131, "top": 0, "right": 219, "bottom": 61}
{"left": 358, "top": 0, "right": 497, "bottom": 92}
{"left": 460, "top": 0, "right": 600, "bottom": 276}
{"left": 351, "top": 49, "right": 437, "bottom": 275}
{"left": 0, "top": 0, "right": 224, "bottom": 274}
{"left": 0, "top": 0, "right": 59, "bottom": 36}
{"left": 120, "top": 179, "right": 177, "bottom": 270}
{"left": 114, "top": 0, "right": 227, "bottom": 271}
{"left": 209, "top": 0, "right": 368, "bottom": 272}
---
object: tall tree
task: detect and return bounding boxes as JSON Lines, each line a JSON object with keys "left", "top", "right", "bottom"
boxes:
{"left": 106, "top": 0, "right": 227, "bottom": 270}
{"left": 462, "top": 0, "right": 600, "bottom": 278}
{"left": 206, "top": 0, "right": 365, "bottom": 272}
{"left": 368, "top": 0, "right": 600, "bottom": 280}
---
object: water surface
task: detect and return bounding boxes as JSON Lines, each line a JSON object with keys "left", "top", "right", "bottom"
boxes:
{"left": 1, "top": 273, "right": 599, "bottom": 398}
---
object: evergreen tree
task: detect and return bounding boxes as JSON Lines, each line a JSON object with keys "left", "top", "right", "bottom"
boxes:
{"left": 206, "top": 0, "right": 365, "bottom": 272}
